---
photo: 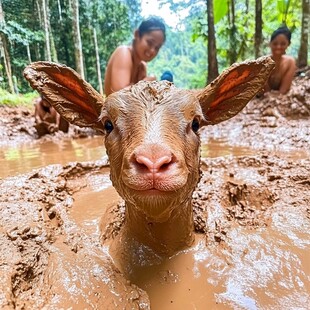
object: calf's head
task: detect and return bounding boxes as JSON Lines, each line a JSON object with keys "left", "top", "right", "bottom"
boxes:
{"left": 24, "top": 57, "right": 274, "bottom": 222}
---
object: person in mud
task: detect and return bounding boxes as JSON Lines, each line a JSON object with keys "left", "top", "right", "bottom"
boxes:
{"left": 34, "top": 95, "right": 69, "bottom": 137}
{"left": 104, "top": 16, "right": 166, "bottom": 97}
{"left": 264, "top": 26, "right": 296, "bottom": 95}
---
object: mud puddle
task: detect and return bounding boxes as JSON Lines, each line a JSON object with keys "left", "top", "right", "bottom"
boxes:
{"left": 0, "top": 152, "right": 309, "bottom": 309}
{"left": 69, "top": 172, "right": 120, "bottom": 237}
{"left": 201, "top": 137, "right": 309, "bottom": 160}
{"left": 1, "top": 135, "right": 308, "bottom": 179}
{"left": 53, "top": 155, "right": 310, "bottom": 310}
{"left": 0, "top": 136, "right": 105, "bottom": 178}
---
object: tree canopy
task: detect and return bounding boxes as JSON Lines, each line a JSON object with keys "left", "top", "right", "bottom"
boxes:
{"left": 0, "top": 0, "right": 308, "bottom": 93}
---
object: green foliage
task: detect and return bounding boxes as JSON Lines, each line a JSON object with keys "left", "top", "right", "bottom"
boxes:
{"left": 188, "top": 0, "right": 303, "bottom": 73}
{"left": 1, "top": 0, "right": 140, "bottom": 93}
{"left": 0, "top": 88, "right": 37, "bottom": 106}
{"left": 78, "top": 0, "right": 133, "bottom": 88}
{"left": 276, "top": 0, "right": 301, "bottom": 27}
{"left": 0, "top": 0, "right": 306, "bottom": 94}
{"left": 214, "top": 0, "right": 228, "bottom": 24}
{"left": 0, "top": 21, "right": 43, "bottom": 45}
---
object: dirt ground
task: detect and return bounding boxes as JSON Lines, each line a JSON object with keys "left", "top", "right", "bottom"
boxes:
{"left": 0, "top": 72, "right": 309, "bottom": 309}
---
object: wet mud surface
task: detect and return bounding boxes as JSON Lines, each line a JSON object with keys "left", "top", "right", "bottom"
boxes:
{"left": 0, "top": 74, "right": 309, "bottom": 309}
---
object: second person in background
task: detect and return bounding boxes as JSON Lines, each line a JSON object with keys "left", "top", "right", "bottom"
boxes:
{"left": 104, "top": 16, "right": 166, "bottom": 97}
{"left": 265, "top": 26, "right": 296, "bottom": 94}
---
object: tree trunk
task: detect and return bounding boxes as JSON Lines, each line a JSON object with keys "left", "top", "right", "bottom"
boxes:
{"left": 26, "top": 44, "right": 32, "bottom": 63}
{"left": 57, "top": 0, "right": 63, "bottom": 21}
{"left": 36, "top": 0, "right": 42, "bottom": 26}
{"left": 93, "top": 27, "right": 103, "bottom": 95}
{"left": 42, "top": 0, "right": 51, "bottom": 61}
{"left": 255, "top": 0, "right": 263, "bottom": 58}
{"left": 71, "top": 0, "right": 84, "bottom": 78}
{"left": 0, "top": 0, "right": 14, "bottom": 93}
{"left": 298, "top": 0, "right": 309, "bottom": 68}
{"left": 228, "top": 0, "right": 237, "bottom": 64}
{"left": 206, "top": 0, "right": 219, "bottom": 84}
{"left": 49, "top": 23, "right": 58, "bottom": 62}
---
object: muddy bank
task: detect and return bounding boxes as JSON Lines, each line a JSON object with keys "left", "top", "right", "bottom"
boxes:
{"left": 203, "top": 74, "right": 310, "bottom": 151}
{"left": 0, "top": 160, "right": 149, "bottom": 309}
{"left": 1, "top": 72, "right": 309, "bottom": 152}
{"left": 0, "top": 154, "right": 309, "bottom": 309}
{"left": 0, "top": 105, "right": 97, "bottom": 147}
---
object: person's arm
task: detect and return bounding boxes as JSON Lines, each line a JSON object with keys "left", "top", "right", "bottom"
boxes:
{"left": 34, "top": 101, "right": 43, "bottom": 124}
{"left": 109, "top": 47, "right": 133, "bottom": 93}
{"left": 137, "top": 62, "right": 156, "bottom": 81}
{"left": 46, "top": 107, "right": 58, "bottom": 133}
{"left": 279, "top": 57, "right": 296, "bottom": 94}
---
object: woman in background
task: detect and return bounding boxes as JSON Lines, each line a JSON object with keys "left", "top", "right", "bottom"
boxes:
{"left": 104, "top": 17, "right": 166, "bottom": 97}
{"left": 265, "top": 26, "right": 296, "bottom": 94}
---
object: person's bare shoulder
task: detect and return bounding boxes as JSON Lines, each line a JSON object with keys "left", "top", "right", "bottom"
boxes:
{"left": 111, "top": 46, "right": 132, "bottom": 64}
{"left": 283, "top": 55, "right": 296, "bottom": 66}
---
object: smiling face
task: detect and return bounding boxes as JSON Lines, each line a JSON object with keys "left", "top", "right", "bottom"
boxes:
{"left": 133, "top": 30, "right": 165, "bottom": 62}
{"left": 270, "top": 34, "right": 290, "bottom": 57}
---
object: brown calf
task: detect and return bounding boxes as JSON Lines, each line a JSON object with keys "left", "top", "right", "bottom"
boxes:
{"left": 24, "top": 57, "right": 274, "bottom": 256}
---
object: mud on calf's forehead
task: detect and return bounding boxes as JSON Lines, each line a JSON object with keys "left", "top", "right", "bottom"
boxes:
{"left": 103, "top": 81, "right": 204, "bottom": 132}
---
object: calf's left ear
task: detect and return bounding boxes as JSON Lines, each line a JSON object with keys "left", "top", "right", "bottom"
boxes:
{"left": 198, "top": 56, "right": 275, "bottom": 125}
{"left": 23, "top": 62, "right": 105, "bottom": 132}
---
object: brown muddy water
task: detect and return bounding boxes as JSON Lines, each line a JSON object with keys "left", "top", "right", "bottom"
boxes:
{"left": 0, "top": 136, "right": 105, "bottom": 178}
{"left": 1, "top": 136, "right": 309, "bottom": 309}
{"left": 1, "top": 136, "right": 308, "bottom": 179}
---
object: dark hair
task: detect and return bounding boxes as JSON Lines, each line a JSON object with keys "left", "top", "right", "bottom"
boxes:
{"left": 270, "top": 26, "right": 291, "bottom": 43}
{"left": 138, "top": 17, "right": 166, "bottom": 41}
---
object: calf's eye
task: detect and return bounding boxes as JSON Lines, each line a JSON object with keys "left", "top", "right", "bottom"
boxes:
{"left": 191, "top": 118, "right": 200, "bottom": 133}
{"left": 104, "top": 120, "right": 114, "bottom": 133}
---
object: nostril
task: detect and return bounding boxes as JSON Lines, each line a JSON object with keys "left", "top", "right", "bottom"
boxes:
{"left": 135, "top": 155, "right": 154, "bottom": 171}
{"left": 153, "top": 155, "right": 172, "bottom": 171}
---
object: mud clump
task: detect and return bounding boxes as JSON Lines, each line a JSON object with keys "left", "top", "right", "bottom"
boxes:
{"left": 225, "top": 181, "right": 274, "bottom": 227}
{"left": 193, "top": 155, "right": 310, "bottom": 246}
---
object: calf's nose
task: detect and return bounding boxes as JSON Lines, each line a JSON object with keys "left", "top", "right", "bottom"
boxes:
{"left": 131, "top": 145, "right": 174, "bottom": 174}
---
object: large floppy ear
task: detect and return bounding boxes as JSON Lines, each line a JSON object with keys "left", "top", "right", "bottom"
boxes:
{"left": 23, "top": 61, "right": 105, "bottom": 132}
{"left": 197, "top": 56, "right": 275, "bottom": 125}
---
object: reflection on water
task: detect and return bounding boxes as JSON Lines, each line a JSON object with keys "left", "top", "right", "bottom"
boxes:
{"left": 201, "top": 138, "right": 255, "bottom": 158}
{"left": 1, "top": 136, "right": 308, "bottom": 179}
{"left": 0, "top": 136, "right": 106, "bottom": 178}
{"left": 201, "top": 138, "right": 309, "bottom": 160}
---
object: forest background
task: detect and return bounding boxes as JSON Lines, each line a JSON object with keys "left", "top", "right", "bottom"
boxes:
{"left": 0, "top": 0, "right": 309, "bottom": 96}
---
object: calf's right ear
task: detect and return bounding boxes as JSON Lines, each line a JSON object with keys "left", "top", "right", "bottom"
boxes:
{"left": 23, "top": 62, "right": 105, "bottom": 133}
{"left": 197, "top": 56, "right": 275, "bottom": 125}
